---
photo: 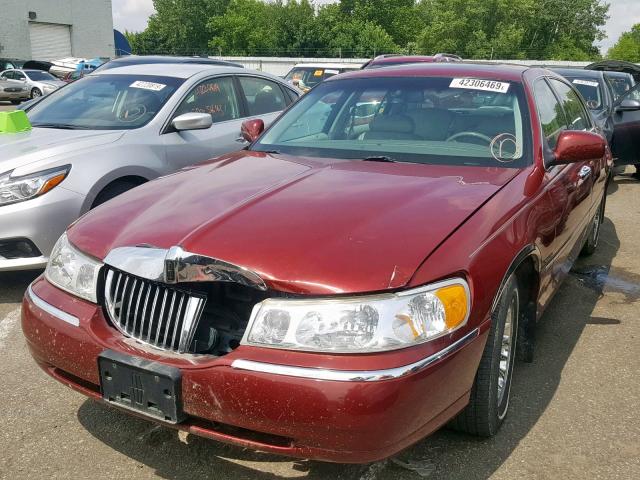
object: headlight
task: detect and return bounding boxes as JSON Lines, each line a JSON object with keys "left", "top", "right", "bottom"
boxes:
{"left": 243, "top": 279, "right": 470, "bottom": 353}
{"left": 45, "top": 233, "right": 102, "bottom": 303}
{"left": 0, "top": 165, "right": 70, "bottom": 206}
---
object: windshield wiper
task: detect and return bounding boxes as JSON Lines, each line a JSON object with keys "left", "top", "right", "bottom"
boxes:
{"left": 361, "top": 155, "right": 397, "bottom": 163}
{"left": 31, "top": 123, "right": 91, "bottom": 130}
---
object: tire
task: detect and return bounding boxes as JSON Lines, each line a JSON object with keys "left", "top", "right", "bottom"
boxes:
{"left": 91, "top": 180, "right": 141, "bottom": 209}
{"left": 30, "top": 88, "right": 42, "bottom": 99}
{"left": 10, "top": 99, "right": 21, "bottom": 105}
{"left": 449, "top": 274, "right": 519, "bottom": 436}
{"left": 580, "top": 193, "right": 605, "bottom": 256}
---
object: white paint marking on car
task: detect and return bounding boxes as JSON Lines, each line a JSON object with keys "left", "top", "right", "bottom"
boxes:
{"left": 0, "top": 308, "right": 20, "bottom": 349}
{"left": 450, "top": 78, "right": 510, "bottom": 93}
{"left": 129, "top": 80, "right": 166, "bottom": 91}
{"left": 573, "top": 79, "right": 600, "bottom": 88}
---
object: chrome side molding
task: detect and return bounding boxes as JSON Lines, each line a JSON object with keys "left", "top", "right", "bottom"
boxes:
{"left": 104, "top": 245, "right": 267, "bottom": 291}
{"left": 231, "top": 328, "right": 480, "bottom": 382}
{"left": 27, "top": 285, "right": 80, "bottom": 327}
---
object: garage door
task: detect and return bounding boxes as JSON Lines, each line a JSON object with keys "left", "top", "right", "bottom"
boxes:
{"left": 29, "top": 22, "right": 72, "bottom": 61}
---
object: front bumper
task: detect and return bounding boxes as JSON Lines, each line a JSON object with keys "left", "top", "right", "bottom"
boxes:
{"left": 22, "top": 277, "right": 488, "bottom": 463}
{"left": 0, "top": 187, "right": 85, "bottom": 271}
{"left": 0, "top": 90, "right": 29, "bottom": 100}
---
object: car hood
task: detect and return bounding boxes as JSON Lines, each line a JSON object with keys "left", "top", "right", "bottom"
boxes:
{"left": 0, "top": 127, "right": 124, "bottom": 175}
{"left": 38, "top": 81, "right": 65, "bottom": 88}
{"left": 69, "top": 152, "right": 521, "bottom": 294}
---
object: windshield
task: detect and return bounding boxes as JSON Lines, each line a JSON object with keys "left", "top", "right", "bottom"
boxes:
{"left": 606, "top": 74, "right": 635, "bottom": 100}
{"left": 26, "top": 70, "right": 57, "bottom": 81}
{"left": 28, "top": 74, "right": 184, "bottom": 130}
{"left": 253, "top": 76, "right": 531, "bottom": 168}
{"left": 565, "top": 77, "right": 603, "bottom": 110}
{"left": 285, "top": 67, "right": 341, "bottom": 90}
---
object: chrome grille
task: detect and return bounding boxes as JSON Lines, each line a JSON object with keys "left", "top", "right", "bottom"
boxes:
{"left": 104, "top": 268, "right": 206, "bottom": 353}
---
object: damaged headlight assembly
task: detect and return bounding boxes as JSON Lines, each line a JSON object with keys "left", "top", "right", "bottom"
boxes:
{"left": 45, "top": 233, "right": 102, "bottom": 303}
{"left": 243, "top": 278, "right": 470, "bottom": 353}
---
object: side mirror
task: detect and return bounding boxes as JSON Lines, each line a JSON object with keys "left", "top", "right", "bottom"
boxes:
{"left": 171, "top": 112, "right": 212, "bottom": 131}
{"left": 241, "top": 118, "right": 264, "bottom": 143}
{"left": 553, "top": 131, "right": 606, "bottom": 165}
{"left": 615, "top": 98, "right": 640, "bottom": 112}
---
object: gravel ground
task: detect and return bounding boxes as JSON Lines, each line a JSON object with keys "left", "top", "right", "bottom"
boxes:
{"left": 0, "top": 171, "right": 638, "bottom": 480}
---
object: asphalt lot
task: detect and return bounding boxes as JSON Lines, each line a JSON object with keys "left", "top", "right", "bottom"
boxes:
{"left": 0, "top": 120, "right": 639, "bottom": 478}
{"left": 0, "top": 101, "right": 17, "bottom": 111}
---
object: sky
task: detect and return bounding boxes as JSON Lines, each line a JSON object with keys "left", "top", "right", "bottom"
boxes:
{"left": 111, "top": 0, "right": 640, "bottom": 53}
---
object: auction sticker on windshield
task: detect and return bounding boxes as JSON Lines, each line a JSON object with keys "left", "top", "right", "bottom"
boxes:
{"left": 130, "top": 81, "right": 166, "bottom": 91}
{"left": 450, "top": 78, "right": 510, "bottom": 93}
{"left": 573, "top": 79, "right": 600, "bottom": 88}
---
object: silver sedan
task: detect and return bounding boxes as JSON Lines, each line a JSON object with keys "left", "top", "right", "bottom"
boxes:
{"left": 0, "top": 69, "right": 66, "bottom": 99}
{"left": 0, "top": 63, "right": 299, "bottom": 271}
{"left": 0, "top": 77, "right": 29, "bottom": 104}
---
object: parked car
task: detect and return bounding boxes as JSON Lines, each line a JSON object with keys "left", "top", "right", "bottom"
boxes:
{"left": 22, "top": 63, "right": 610, "bottom": 463}
{"left": 362, "top": 53, "right": 462, "bottom": 69}
{"left": 61, "top": 70, "right": 84, "bottom": 83}
{"left": 0, "top": 77, "right": 30, "bottom": 104}
{"left": 283, "top": 63, "right": 362, "bottom": 92}
{"left": 0, "top": 63, "right": 299, "bottom": 271}
{"left": 94, "top": 55, "right": 244, "bottom": 72}
{"left": 552, "top": 67, "right": 640, "bottom": 177}
{"left": 0, "top": 69, "right": 65, "bottom": 98}
{"left": 0, "top": 58, "right": 25, "bottom": 71}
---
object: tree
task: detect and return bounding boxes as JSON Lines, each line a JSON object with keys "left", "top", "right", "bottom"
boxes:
{"left": 130, "top": 0, "right": 230, "bottom": 55}
{"left": 607, "top": 24, "right": 640, "bottom": 62}
{"left": 415, "top": 0, "right": 608, "bottom": 60}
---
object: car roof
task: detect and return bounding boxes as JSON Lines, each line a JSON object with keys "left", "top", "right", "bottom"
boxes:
{"left": 371, "top": 55, "right": 437, "bottom": 64}
{"left": 92, "top": 63, "right": 248, "bottom": 79}
{"left": 101, "top": 55, "right": 243, "bottom": 69}
{"left": 292, "top": 63, "right": 362, "bottom": 69}
{"left": 334, "top": 62, "right": 531, "bottom": 82}
{"left": 604, "top": 71, "right": 634, "bottom": 79}
{"left": 549, "top": 68, "right": 604, "bottom": 80}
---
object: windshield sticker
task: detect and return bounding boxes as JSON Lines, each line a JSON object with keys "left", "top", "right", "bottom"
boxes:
{"left": 490, "top": 133, "right": 519, "bottom": 163}
{"left": 325, "top": 69, "right": 340, "bottom": 75}
{"left": 313, "top": 70, "right": 324, "bottom": 77}
{"left": 573, "top": 79, "right": 599, "bottom": 88}
{"left": 450, "top": 78, "right": 510, "bottom": 93}
{"left": 130, "top": 80, "right": 166, "bottom": 91}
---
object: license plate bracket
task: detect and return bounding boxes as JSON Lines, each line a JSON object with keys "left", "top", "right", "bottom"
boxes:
{"left": 98, "top": 350, "right": 185, "bottom": 424}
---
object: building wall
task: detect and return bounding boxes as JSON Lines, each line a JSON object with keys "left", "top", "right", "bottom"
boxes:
{"left": 0, "top": 0, "right": 114, "bottom": 60}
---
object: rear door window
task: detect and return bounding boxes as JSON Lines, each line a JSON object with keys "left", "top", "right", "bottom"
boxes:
{"left": 534, "top": 79, "right": 566, "bottom": 149}
{"left": 174, "top": 76, "right": 240, "bottom": 123}
{"left": 548, "top": 79, "right": 591, "bottom": 131}
{"left": 238, "top": 76, "right": 287, "bottom": 116}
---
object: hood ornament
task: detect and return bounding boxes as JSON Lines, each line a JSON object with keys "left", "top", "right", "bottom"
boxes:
{"left": 104, "top": 245, "right": 267, "bottom": 291}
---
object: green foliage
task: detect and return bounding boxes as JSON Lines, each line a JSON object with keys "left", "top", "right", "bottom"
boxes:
{"left": 607, "top": 24, "right": 640, "bottom": 62}
{"left": 127, "top": 0, "right": 610, "bottom": 61}
{"left": 415, "top": 0, "right": 608, "bottom": 60}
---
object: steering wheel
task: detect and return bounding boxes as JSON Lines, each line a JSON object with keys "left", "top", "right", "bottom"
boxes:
{"left": 117, "top": 104, "right": 148, "bottom": 123}
{"left": 446, "top": 131, "right": 493, "bottom": 144}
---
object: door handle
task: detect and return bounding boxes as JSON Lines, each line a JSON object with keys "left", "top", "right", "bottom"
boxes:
{"left": 578, "top": 165, "right": 592, "bottom": 180}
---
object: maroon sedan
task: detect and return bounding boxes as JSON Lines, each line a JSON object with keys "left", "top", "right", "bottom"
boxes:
{"left": 363, "top": 53, "right": 462, "bottom": 69}
{"left": 22, "top": 63, "right": 610, "bottom": 463}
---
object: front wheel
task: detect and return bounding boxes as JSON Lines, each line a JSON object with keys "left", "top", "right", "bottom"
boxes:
{"left": 31, "top": 88, "right": 42, "bottom": 99}
{"left": 449, "top": 274, "right": 519, "bottom": 436}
